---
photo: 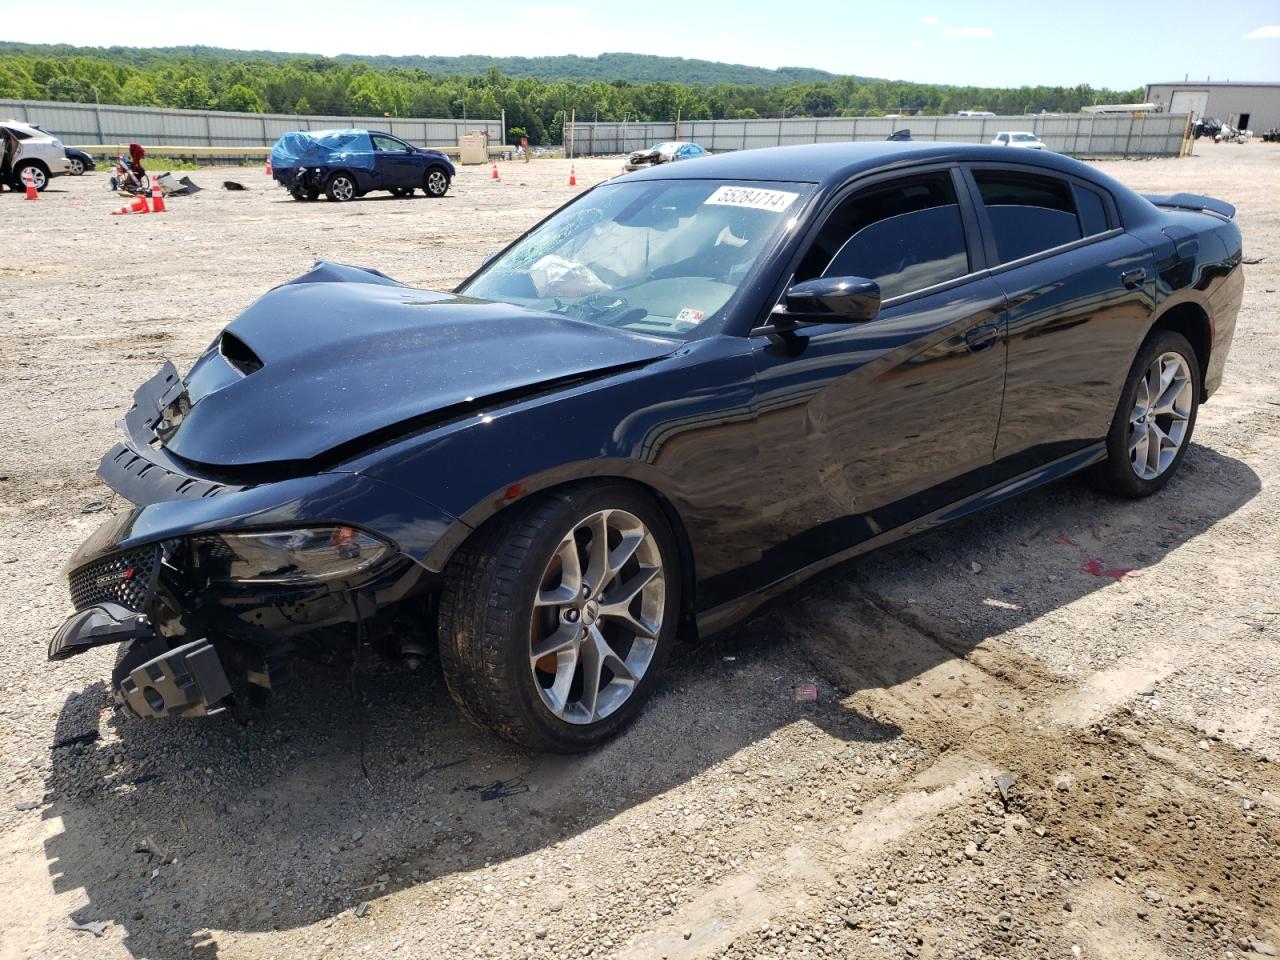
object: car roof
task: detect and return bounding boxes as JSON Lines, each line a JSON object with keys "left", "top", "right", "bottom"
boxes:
{"left": 623, "top": 140, "right": 1089, "bottom": 186}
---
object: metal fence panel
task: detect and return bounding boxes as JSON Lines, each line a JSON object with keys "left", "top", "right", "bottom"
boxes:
{"left": 565, "top": 113, "right": 1187, "bottom": 158}
{"left": 0, "top": 98, "right": 500, "bottom": 147}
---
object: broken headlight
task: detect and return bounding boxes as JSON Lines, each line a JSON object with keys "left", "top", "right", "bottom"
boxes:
{"left": 198, "top": 527, "right": 393, "bottom": 585}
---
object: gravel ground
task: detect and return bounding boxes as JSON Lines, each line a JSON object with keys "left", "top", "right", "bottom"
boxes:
{"left": 0, "top": 147, "right": 1276, "bottom": 960}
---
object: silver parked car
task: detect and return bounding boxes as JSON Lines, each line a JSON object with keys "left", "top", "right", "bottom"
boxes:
{"left": 991, "top": 131, "right": 1048, "bottom": 150}
{"left": 1, "top": 120, "right": 72, "bottom": 191}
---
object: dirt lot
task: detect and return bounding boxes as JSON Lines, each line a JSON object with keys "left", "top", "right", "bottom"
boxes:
{"left": 0, "top": 146, "right": 1277, "bottom": 960}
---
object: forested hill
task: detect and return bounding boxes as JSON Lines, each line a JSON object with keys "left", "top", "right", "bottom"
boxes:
{"left": 0, "top": 44, "right": 845, "bottom": 87}
{"left": 0, "top": 42, "right": 1144, "bottom": 146}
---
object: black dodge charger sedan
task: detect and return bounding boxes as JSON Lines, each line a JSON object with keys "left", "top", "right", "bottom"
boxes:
{"left": 52, "top": 142, "right": 1243, "bottom": 751}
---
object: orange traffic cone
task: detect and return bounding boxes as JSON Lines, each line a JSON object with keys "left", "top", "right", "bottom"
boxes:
{"left": 491, "top": 163, "right": 500, "bottom": 180}
{"left": 568, "top": 165, "right": 577, "bottom": 186}
{"left": 23, "top": 171, "right": 38, "bottom": 200}
{"left": 265, "top": 158, "right": 272, "bottom": 176}
{"left": 111, "top": 194, "right": 151, "bottom": 216}
{"left": 150, "top": 181, "right": 166, "bottom": 213}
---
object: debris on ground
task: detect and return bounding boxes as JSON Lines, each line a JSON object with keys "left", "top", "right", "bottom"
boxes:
{"left": 793, "top": 682, "right": 818, "bottom": 701}
{"left": 68, "top": 919, "right": 108, "bottom": 937}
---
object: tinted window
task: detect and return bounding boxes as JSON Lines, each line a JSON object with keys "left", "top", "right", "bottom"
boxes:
{"left": 973, "top": 171, "right": 1082, "bottom": 263}
{"left": 372, "top": 134, "right": 407, "bottom": 152}
{"left": 1073, "top": 184, "right": 1111, "bottom": 236}
{"left": 797, "top": 172, "right": 970, "bottom": 300}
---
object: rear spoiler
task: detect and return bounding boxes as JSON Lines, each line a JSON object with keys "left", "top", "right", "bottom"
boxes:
{"left": 1143, "top": 192, "right": 1236, "bottom": 220}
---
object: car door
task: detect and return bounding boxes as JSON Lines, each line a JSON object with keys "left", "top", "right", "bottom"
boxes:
{"left": 747, "top": 166, "right": 1009, "bottom": 580}
{"left": 371, "top": 134, "right": 417, "bottom": 188}
{"left": 960, "top": 164, "right": 1157, "bottom": 470}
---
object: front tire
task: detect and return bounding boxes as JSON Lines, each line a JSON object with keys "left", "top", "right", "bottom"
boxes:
{"left": 424, "top": 167, "right": 450, "bottom": 197}
{"left": 1091, "top": 329, "right": 1200, "bottom": 497}
{"left": 68, "top": 157, "right": 85, "bottom": 176}
{"left": 438, "top": 484, "right": 680, "bottom": 751}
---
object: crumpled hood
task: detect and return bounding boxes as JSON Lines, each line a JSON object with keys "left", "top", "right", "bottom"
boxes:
{"left": 162, "top": 262, "right": 677, "bottom": 469}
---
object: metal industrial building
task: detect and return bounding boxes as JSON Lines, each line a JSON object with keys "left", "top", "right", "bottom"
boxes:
{"left": 1145, "top": 81, "right": 1280, "bottom": 131}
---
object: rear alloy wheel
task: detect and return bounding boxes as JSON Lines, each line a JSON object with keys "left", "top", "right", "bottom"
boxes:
{"left": 325, "top": 173, "right": 356, "bottom": 202}
{"left": 1092, "top": 329, "right": 1200, "bottom": 497}
{"left": 15, "top": 162, "right": 47, "bottom": 191}
{"left": 424, "top": 168, "right": 450, "bottom": 197}
{"left": 438, "top": 484, "right": 679, "bottom": 751}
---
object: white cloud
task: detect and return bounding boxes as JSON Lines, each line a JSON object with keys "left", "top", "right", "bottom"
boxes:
{"left": 921, "top": 15, "right": 939, "bottom": 25}
{"left": 1243, "top": 24, "right": 1280, "bottom": 39}
{"left": 520, "top": 5, "right": 588, "bottom": 20}
{"left": 911, "top": 39, "right": 923, "bottom": 48}
{"left": 941, "top": 26, "right": 993, "bottom": 38}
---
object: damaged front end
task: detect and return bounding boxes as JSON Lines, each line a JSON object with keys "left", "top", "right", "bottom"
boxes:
{"left": 52, "top": 259, "right": 678, "bottom": 721}
{"left": 51, "top": 361, "right": 443, "bottom": 720}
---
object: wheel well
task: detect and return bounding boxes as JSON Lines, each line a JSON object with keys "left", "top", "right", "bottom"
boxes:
{"left": 1149, "top": 303, "right": 1211, "bottom": 399}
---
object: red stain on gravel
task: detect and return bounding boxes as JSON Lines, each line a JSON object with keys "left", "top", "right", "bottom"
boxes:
{"left": 1081, "top": 559, "right": 1140, "bottom": 580}
{"left": 1053, "top": 533, "right": 1078, "bottom": 546}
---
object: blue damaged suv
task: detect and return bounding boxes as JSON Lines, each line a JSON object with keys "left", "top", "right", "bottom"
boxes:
{"left": 270, "top": 128, "right": 456, "bottom": 202}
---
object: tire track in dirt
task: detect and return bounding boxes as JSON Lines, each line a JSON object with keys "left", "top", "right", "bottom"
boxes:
{"left": 620, "top": 587, "right": 1279, "bottom": 958}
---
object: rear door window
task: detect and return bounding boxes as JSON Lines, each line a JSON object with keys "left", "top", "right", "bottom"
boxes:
{"left": 796, "top": 171, "right": 971, "bottom": 301}
{"left": 1073, "top": 184, "right": 1112, "bottom": 237}
{"left": 972, "top": 170, "right": 1082, "bottom": 263}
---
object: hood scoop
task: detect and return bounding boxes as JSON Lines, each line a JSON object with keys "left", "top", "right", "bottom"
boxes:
{"left": 219, "top": 331, "right": 263, "bottom": 375}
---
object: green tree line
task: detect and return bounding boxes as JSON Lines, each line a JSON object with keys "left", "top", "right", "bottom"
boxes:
{"left": 0, "top": 44, "right": 1144, "bottom": 145}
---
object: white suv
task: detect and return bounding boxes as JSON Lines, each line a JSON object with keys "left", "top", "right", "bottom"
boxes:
{"left": 991, "top": 131, "right": 1048, "bottom": 150}
{"left": 1, "top": 120, "right": 72, "bottom": 191}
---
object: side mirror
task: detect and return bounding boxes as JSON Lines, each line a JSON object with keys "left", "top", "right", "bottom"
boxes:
{"left": 779, "top": 276, "right": 881, "bottom": 325}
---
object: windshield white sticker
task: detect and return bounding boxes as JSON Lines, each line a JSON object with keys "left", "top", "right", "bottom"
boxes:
{"left": 705, "top": 185, "right": 800, "bottom": 213}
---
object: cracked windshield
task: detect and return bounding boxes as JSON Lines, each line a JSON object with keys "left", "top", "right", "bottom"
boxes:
{"left": 461, "top": 179, "right": 813, "bottom": 338}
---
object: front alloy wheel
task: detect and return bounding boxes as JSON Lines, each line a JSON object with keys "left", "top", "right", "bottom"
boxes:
{"left": 529, "top": 509, "right": 664, "bottom": 724}
{"left": 69, "top": 157, "right": 85, "bottom": 176}
{"left": 438, "top": 484, "right": 679, "bottom": 751}
{"left": 424, "top": 169, "right": 450, "bottom": 197}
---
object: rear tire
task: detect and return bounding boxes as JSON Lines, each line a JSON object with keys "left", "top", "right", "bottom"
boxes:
{"left": 1090, "top": 329, "right": 1200, "bottom": 498}
{"left": 438, "top": 483, "right": 680, "bottom": 751}
{"left": 325, "top": 172, "right": 356, "bottom": 202}
{"left": 14, "top": 161, "right": 48, "bottom": 191}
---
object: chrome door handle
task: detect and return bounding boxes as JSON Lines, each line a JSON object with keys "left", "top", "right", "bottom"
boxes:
{"left": 964, "top": 322, "right": 1001, "bottom": 353}
{"left": 1121, "top": 268, "right": 1147, "bottom": 289}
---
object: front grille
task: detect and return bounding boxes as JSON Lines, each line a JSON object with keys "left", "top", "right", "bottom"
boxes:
{"left": 69, "top": 546, "right": 159, "bottom": 612}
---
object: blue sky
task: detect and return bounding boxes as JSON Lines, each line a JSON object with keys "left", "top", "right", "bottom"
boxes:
{"left": 5, "top": 0, "right": 1279, "bottom": 88}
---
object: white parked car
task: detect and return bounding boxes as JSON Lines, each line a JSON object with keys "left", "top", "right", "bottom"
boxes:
{"left": 991, "top": 131, "right": 1048, "bottom": 150}
{"left": 0, "top": 119, "right": 72, "bottom": 191}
